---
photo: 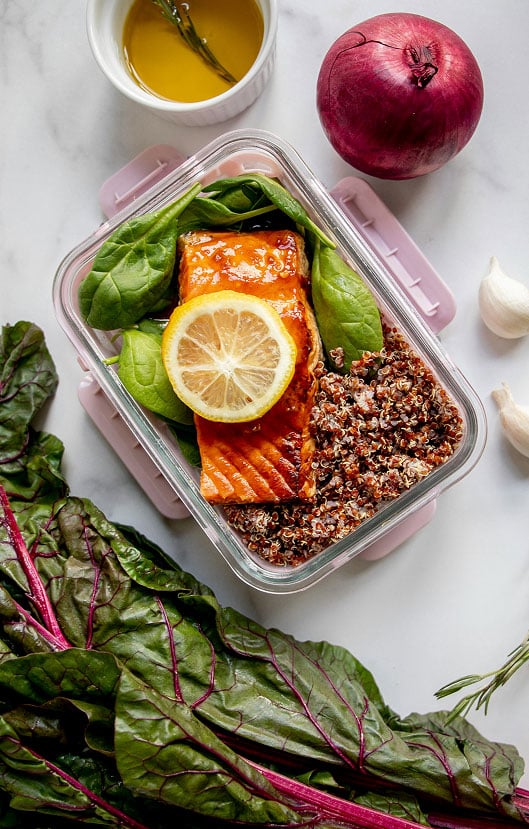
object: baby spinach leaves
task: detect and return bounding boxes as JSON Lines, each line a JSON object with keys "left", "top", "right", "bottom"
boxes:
{"left": 177, "top": 190, "right": 279, "bottom": 234}
{"left": 79, "top": 183, "right": 202, "bottom": 330}
{"left": 312, "top": 242, "right": 384, "bottom": 371}
{"left": 112, "top": 328, "right": 193, "bottom": 425}
{"left": 203, "top": 173, "right": 335, "bottom": 246}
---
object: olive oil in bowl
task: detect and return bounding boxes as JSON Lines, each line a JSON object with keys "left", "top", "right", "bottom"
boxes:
{"left": 123, "top": 0, "right": 264, "bottom": 103}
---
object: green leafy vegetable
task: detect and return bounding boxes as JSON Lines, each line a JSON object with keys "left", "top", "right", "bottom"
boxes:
{"left": 177, "top": 188, "right": 279, "bottom": 233}
{"left": 203, "top": 173, "right": 336, "bottom": 246}
{"left": 0, "top": 321, "right": 66, "bottom": 505}
{"left": 111, "top": 328, "right": 193, "bottom": 425}
{"left": 115, "top": 669, "right": 303, "bottom": 825}
{"left": 0, "top": 322, "right": 57, "bottom": 456}
{"left": 354, "top": 791, "right": 431, "bottom": 825}
{"left": 78, "top": 183, "right": 201, "bottom": 330}
{"left": 170, "top": 426, "right": 201, "bottom": 466}
{"left": 312, "top": 241, "right": 384, "bottom": 371}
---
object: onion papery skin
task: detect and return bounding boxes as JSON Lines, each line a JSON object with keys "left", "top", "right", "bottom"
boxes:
{"left": 316, "top": 13, "right": 484, "bottom": 179}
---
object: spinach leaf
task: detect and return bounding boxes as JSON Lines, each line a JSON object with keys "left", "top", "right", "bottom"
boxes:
{"left": 177, "top": 192, "right": 277, "bottom": 234}
{"left": 78, "top": 183, "right": 201, "bottom": 330}
{"left": 203, "top": 174, "right": 335, "bottom": 246}
{"left": 312, "top": 242, "right": 384, "bottom": 371}
{"left": 207, "top": 180, "right": 268, "bottom": 212}
{"left": 114, "top": 328, "right": 193, "bottom": 425}
{"left": 172, "top": 426, "right": 201, "bottom": 467}
{"left": 136, "top": 317, "right": 167, "bottom": 337}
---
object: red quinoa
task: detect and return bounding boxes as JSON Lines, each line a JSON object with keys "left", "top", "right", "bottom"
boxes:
{"left": 224, "top": 325, "right": 463, "bottom": 567}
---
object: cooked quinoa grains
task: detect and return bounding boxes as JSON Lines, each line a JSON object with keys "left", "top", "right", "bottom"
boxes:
{"left": 224, "top": 326, "right": 463, "bottom": 567}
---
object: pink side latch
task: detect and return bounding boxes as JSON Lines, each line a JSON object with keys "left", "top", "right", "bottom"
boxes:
{"left": 330, "top": 177, "right": 456, "bottom": 334}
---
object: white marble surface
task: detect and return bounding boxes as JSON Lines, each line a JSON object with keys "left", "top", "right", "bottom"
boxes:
{"left": 2, "top": 0, "right": 529, "bottom": 794}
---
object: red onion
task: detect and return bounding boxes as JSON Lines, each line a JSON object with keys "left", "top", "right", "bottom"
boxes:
{"left": 316, "top": 13, "right": 484, "bottom": 179}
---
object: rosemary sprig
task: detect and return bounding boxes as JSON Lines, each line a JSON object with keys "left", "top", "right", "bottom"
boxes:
{"left": 436, "top": 631, "right": 529, "bottom": 721}
{"left": 152, "top": 0, "right": 238, "bottom": 86}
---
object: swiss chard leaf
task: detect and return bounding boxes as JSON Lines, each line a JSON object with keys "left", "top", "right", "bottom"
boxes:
{"left": 206, "top": 611, "right": 450, "bottom": 798}
{"left": 66, "top": 496, "right": 526, "bottom": 821}
{"left": 0, "top": 714, "right": 131, "bottom": 826}
{"left": 395, "top": 709, "right": 525, "bottom": 812}
{"left": 78, "top": 183, "right": 201, "bottom": 330}
{"left": 112, "top": 520, "right": 215, "bottom": 600}
{"left": 0, "top": 649, "right": 121, "bottom": 707}
{"left": 1, "top": 654, "right": 116, "bottom": 759}
{"left": 0, "top": 583, "right": 56, "bottom": 657}
{"left": 354, "top": 791, "right": 430, "bottom": 825}
{"left": 3, "top": 483, "right": 526, "bottom": 824}
{"left": 0, "top": 321, "right": 66, "bottom": 505}
{"left": 115, "top": 668, "right": 305, "bottom": 826}
{"left": 311, "top": 242, "right": 384, "bottom": 371}
{"left": 1, "top": 431, "right": 66, "bottom": 507}
{"left": 45, "top": 498, "right": 220, "bottom": 709}
{"left": 0, "top": 322, "right": 58, "bottom": 460}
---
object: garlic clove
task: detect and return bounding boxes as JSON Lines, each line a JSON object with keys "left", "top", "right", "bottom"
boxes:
{"left": 478, "top": 256, "right": 529, "bottom": 338}
{"left": 492, "top": 382, "right": 529, "bottom": 458}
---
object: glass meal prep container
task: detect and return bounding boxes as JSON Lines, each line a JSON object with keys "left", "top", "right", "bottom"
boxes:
{"left": 53, "top": 129, "right": 486, "bottom": 593}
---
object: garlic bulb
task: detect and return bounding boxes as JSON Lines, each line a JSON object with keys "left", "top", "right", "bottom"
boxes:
{"left": 492, "top": 383, "right": 529, "bottom": 458}
{"left": 478, "top": 256, "right": 529, "bottom": 338}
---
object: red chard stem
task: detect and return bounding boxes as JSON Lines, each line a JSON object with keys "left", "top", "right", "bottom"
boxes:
{"left": 0, "top": 484, "right": 71, "bottom": 650}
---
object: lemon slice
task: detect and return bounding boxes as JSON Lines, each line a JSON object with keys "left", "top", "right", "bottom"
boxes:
{"left": 161, "top": 290, "right": 297, "bottom": 423}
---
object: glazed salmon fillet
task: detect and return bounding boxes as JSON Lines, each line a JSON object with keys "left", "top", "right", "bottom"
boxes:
{"left": 178, "top": 229, "right": 322, "bottom": 504}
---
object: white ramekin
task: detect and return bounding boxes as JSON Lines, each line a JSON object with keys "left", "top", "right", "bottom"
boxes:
{"left": 86, "top": 0, "right": 278, "bottom": 126}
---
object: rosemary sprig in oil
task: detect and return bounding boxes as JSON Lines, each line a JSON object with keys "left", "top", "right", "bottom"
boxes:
{"left": 152, "top": 0, "right": 238, "bottom": 86}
